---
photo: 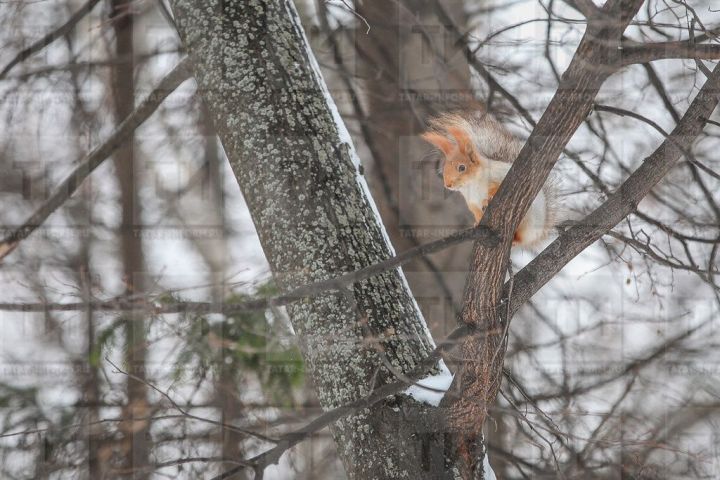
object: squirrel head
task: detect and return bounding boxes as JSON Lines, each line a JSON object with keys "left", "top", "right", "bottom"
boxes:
{"left": 421, "top": 126, "right": 487, "bottom": 191}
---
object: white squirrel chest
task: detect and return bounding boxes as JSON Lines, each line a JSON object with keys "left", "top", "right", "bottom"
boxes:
{"left": 456, "top": 161, "right": 510, "bottom": 210}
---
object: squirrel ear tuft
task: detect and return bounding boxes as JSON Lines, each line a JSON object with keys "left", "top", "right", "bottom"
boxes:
{"left": 421, "top": 131, "right": 455, "bottom": 155}
{"left": 445, "top": 126, "right": 473, "bottom": 156}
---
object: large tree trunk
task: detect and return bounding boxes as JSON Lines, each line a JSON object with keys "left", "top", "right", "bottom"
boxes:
{"left": 170, "top": 0, "right": 456, "bottom": 477}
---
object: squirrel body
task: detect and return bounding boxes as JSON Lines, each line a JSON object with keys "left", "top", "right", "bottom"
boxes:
{"left": 422, "top": 112, "right": 558, "bottom": 247}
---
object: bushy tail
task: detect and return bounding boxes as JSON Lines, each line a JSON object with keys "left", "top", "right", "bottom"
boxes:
{"left": 541, "top": 173, "right": 561, "bottom": 240}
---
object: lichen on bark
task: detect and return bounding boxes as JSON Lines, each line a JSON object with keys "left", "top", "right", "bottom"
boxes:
{"left": 170, "top": 0, "right": 448, "bottom": 477}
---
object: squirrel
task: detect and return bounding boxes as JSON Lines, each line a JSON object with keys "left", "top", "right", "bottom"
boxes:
{"left": 421, "top": 112, "right": 558, "bottom": 248}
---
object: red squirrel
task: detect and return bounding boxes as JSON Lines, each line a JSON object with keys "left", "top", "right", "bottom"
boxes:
{"left": 421, "top": 112, "right": 558, "bottom": 247}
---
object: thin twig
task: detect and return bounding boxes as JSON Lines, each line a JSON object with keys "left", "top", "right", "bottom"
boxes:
{"left": 106, "top": 357, "right": 278, "bottom": 444}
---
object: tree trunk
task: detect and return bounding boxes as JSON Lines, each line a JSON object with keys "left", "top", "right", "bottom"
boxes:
{"left": 170, "top": 0, "right": 455, "bottom": 477}
{"left": 109, "top": 1, "right": 150, "bottom": 477}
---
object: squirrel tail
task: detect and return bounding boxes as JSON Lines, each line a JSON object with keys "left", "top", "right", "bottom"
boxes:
{"left": 541, "top": 173, "right": 562, "bottom": 242}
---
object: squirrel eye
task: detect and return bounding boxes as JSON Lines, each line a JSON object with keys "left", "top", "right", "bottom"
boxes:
{"left": 457, "top": 164, "right": 466, "bottom": 172}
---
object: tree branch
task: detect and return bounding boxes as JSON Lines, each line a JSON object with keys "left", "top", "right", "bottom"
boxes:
{"left": 565, "top": 0, "right": 600, "bottom": 19}
{"left": 0, "top": 57, "right": 192, "bottom": 261}
{"left": 0, "top": 0, "right": 103, "bottom": 80}
{"left": 0, "top": 223, "right": 498, "bottom": 314}
{"left": 621, "top": 41, "right": 720, "bottom": 66}
{"left": 507, "top": 63, "right": 720, "bottom": 316}
{"left": 106, "top": 357, "right": 278, "bottom": 444}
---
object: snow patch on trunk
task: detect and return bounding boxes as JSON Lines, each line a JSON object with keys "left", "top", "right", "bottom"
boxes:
{"left": 483, "top": 454, "right": 497, "bottom": 480}
{"left": 403, "top": 360, "right": 454, "bottom": 406}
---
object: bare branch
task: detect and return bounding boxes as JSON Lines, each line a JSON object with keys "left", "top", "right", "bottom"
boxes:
{"left": 106, "top": 357, "right": 278, "bottom": 444}
{"left": 0, "top": 57, "right": 192, "bottom": 261}
{"left": 565, "top": 0, "right": 600, "bottom": 18}
{"left": 621, "top": 40, "right": 720, "bottom": 65}
{"left": 0, "top": 223, "right": 498, "bottom": 315}
{"left": 0, "top": 0, "right": 103, "bottom": 80}
{"left": 507, "top": 63, "right": 720, "bottom": 316}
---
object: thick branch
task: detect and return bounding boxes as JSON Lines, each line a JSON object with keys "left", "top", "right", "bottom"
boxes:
{"left": 565, "top": 0, "right": 600, "bottom": 19}
{"left": 621, "top": 41, "right": 720, "bottom": 65}
{"left": 169, "top": 1, "right": 455, "bottom": 477}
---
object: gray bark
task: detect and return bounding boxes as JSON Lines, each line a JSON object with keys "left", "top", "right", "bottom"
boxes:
{"left": 170, "top": 0, "right": 449, "bottom": 477}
